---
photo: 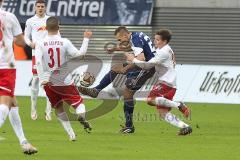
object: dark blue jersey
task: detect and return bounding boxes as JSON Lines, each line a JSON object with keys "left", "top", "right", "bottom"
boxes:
{"left": 130, "top": 32, "right": 156, "bottom": 61}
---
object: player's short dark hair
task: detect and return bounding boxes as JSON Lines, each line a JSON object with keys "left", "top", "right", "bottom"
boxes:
{"left": 46, "top": 16, "right": 59, "bottom": 32}
{"left": 114, "top": 26, "right": 129, "bottom": 36}
{"left": 156, "top": 29, "right": 172, "bottom": 43}
{"left": 35, "top": 0, "right": 46, "bottom": 5}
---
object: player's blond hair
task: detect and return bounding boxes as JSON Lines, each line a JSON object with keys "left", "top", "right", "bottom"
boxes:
{"left": 46, "top": 16, "right": 59, "bottom": 32}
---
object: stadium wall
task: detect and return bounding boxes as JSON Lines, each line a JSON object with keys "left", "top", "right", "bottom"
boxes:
{"left": 60, "top": 5, "right": 240, "bottom": 66}
{"left": 15, "top": 61, "right": 240, "bottom": 104}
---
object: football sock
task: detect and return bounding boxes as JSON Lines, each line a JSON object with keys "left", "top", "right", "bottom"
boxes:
{"left": 155, "top": 97, "right": 180, "bottom": 108}
{"left": 76, "top": 103, "right": 86, "bottom": 119}
{"left": 8, "top": 107, "right": 27, "bottom": 144}
{"left": 31, "top": 75, "right": 39, "bottom": 112}
{"left": 57, "top": 112, "right": 76, "bottom": 138}
{"left": 123, "top": 99, "right": 134, "bottom": 127}
{"left": 0, "top": 104, "right": 9, "bottom": 127}
{"left": 95, "top": 70, "right": 118, "bottom": 91}
{"left": 163, "top": 112, "right": 189, "bottom": 128}
{"left": 45, "top": 97, "right": 52, "bottom": 115}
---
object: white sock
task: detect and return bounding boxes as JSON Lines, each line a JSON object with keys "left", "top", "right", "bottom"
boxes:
{"left": 31, "top": 75, "right": 39, "bottom": 112}
{"left": 45, "top": 97, "right": 51, "bottom": 115}
{"left": 0, "top": 104, "right": 10, "bottom": 127}
{"left": 8, "top": 107, "right": 27, "bottom": 144}
{"left": 163, "top": 112, "right": 189, "bottom": 128}
{"left": 76, "top": 103, "right": 86, "bottom": 119}
{"left": 57, "top": 112, "right": 75, "bottom": 138}
{"left": 155, "top": 97, "right": 180, "bottom": 108}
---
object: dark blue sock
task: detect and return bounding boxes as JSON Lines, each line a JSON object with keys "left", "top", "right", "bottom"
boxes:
{"left": 124, "top": 99, "right": 134, "bottom": 127}
{"left": 95, "top": 70, "right": 117, "bottom": 91}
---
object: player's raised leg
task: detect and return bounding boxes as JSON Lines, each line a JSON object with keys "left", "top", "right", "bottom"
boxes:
{"left": 152, "top": 97, "right": 191, "bottom": 118}
{"left": 147, "top": 83, "right": 192, "bottom": 135}
{"left": 157, "top": 108, "right": 192, "bottom": 135}
{"left": 78, "top": 65, "right": 120, "bottom": 98}
{"left": 147, "top": 83, "right": 191, "bottom": 118}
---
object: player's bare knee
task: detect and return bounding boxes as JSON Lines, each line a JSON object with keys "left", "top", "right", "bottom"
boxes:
{"left": 0, "top": 96, "right": 12, "bottom": 107}
{"left": 11, "top": 96, "right": 18, "bottom": 107}
{"left": 147, "top": 97, "right": 155, "bottom": 106}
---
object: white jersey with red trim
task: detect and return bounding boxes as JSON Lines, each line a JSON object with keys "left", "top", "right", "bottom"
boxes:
{"left": 133, "top": 44, "right": 177, "bottom": 88}
{"left": 35, "top": 34, "right": 90, "bottom": 85}
{"left": 24, "top": 15, "right": 49, "bottom": 56}
{"left": 0, "top": 9, "right": 22, "bottom": 69}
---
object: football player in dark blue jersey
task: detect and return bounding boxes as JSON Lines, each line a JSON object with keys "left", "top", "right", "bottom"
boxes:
{"left": 78, "top": 26, "right": 156, "bottom": 133}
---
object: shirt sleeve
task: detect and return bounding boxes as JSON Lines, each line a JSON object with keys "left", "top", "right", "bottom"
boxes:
{"left": 65, "top": 39, "right": 79, "bottom": 57}
{"left": 133, "top": 57, "right": 157, "bottom": 70}
{"left": 10, "top": 13, "right": 22, "bottom": 37}
{"left": 24, "top": 19, "right": 32, "bottom": 46}
{"left": 133, "top": 51, "right": 169, "bottom": 69}
{"left": 66, "top": 38, "right": 89, "bottom": 57}
{"left": 79, "top": 38, "right": 90, "bottom": 55}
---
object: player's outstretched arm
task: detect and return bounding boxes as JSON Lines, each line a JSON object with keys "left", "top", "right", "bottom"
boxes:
{"left": 66, "top": 30, "right": 92, "bottom": 58}
{"left": 78, "top": 30, "right": 92, "bottom": 55}
{"left": 126, "top": 51, "right": 168, "bottom": 70}
{"left": 125, "top": 52, "right": 156, "bottom": 70}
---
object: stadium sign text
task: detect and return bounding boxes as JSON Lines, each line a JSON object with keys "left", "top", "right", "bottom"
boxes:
{"left": 2, "top": 0, "right": 153, "bottom": 25}
{"left": 200, "top": 71, "right": 240, "bottom": 96}
{"left": 19, "top": 0, "right": 104, "bottom": 17}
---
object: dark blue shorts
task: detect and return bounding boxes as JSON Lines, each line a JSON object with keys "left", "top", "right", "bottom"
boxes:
{"left": 125, "top": 66, "right": 155, "bottom": 91}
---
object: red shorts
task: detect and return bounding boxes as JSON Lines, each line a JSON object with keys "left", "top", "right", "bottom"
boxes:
{"left": 43, "top": 83, "right": 83, "bottom": 108}
{"left": 32, "top": 55, "right": 37, "bottom": 75}
{"left": 148, "top": 83, "right": 176, "bottom": 110}
{"left": 0, "top": 69, "right": 16, "bottom": 97}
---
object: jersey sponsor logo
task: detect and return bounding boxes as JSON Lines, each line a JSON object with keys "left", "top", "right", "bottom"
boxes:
{"left": 37, "top": 26, "right": 46, "bottom": 32}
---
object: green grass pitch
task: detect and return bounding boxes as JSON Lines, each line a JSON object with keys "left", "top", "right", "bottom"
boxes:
{"left": 0, "top": 97, "right": 240, "bottom": 160}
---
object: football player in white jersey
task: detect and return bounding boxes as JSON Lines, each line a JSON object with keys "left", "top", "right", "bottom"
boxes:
{"left": 0, "top": 0, "right": 37, "bottom": 154}
{"left": 126, "top": 29, "right": 192, "bottom": 135}
{"left": 35, "top": 16, "right": 92, "bottom": 141}
{"left": 24, "top": 0, "right": 52, "bottom": 121}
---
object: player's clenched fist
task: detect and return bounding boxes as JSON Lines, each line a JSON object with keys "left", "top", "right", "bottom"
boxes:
{"left": 84, "top": 30, "right": 93, "bottom": 39}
